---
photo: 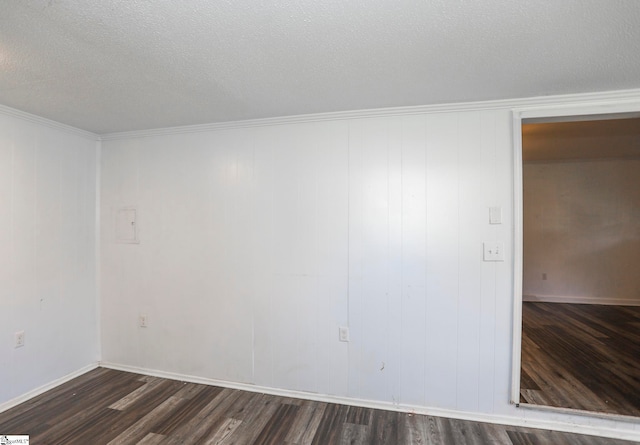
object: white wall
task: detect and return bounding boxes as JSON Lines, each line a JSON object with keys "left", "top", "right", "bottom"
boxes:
{"left": 101, "top": 110, "right": 516, "bottom": 413}
{"left": 523, "top": 159, "right": 640, "bottom": 305}
{"left": 1, "top": 94, "right": 639, "bottom": 439}
{"left": 0, "top": 110, "right": 99, "bottom": 406}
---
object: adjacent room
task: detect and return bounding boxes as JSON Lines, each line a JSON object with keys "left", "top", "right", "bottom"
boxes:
{"left": 519, "top": 117, "right": 640, "bottom": 416}
{"left": 1, "top": 1, "right": 640, "bottom": 444}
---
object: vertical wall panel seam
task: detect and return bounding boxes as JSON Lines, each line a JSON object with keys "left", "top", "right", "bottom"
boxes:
{"left": 385, "top": 118, "right": 390, "bottom": 402}
{"left": 457, "top": 113, "right": 462, "bottom": 408}
{"left": 477, "top": 114, "right": 483, "bottom": 411}
{"left": 455, "top": 112, "right": 461, "bottom": 410}
{"left": 423, "top": 114, "right": 429, "bottom": 406}
{"left": 95, "top": 140, "right": 102, "bottom": 362}
{"left": 491, "top": 112, "right": 498, "bottom": 412}
{"left": 250, "top": 129, "right": 256, "bottom": 384}
{"left": 33, "top": 133, "right": 38, "bottom": 341}
{"left": 399, "top": 117, "right": 404, "bottom": 406}
{"left": 313, "top": 123, "right": 319, "bottom": 393}
{"left": 58, "top": 135, "right": 63, "bottom": 342}
{"left": 346, "top": 120, "right": 351, "bottom": 395}
{"left": 10, "top": 139, "right": 15, "bottom": 378}
{"left": 269, "top": 132, "right": 275, "bottom": 389}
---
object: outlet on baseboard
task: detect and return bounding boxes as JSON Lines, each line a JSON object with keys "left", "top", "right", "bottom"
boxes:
{"left": 15, "top": 331, "right": 25, "bottom": 348}
{"left": 139, "top": 314, "right": 149, "bottom": 328}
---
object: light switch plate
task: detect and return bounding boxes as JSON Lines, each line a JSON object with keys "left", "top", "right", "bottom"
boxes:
{"left": 489, "top": 206, "right": 502, "bottom": 224}
{"left": 338, "top": 326, "right": 349, "bottom": 342}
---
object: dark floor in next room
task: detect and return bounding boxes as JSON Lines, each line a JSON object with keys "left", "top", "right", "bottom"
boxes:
{"left": 520, "top": 302, "right": 640, "bottom": 417}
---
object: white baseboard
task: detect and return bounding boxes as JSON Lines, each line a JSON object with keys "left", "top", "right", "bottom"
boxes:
{"left": 0, "top": 362, "right": 99, "bottom": 414}
{"left": 523, "top": 294, "right": 640, "bottom": 306}
{"left": 100, "top": 361, "right": 640, "bottom": 443}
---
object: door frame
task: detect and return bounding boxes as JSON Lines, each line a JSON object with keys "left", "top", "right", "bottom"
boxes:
{"left": 509, "top": 98, "right": 640, "bottom": 407}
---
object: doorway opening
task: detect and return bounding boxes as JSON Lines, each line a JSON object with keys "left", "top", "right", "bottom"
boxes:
{"left": 512, "top": 109, "right": 640, "bottom": 418}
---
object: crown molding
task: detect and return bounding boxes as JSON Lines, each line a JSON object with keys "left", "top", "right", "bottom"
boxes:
{"left": 100, "top": 88, "right": 640, "bottom": 141}
{"left": 0, "top": 104, "right": 99, "bottom": 141}
{"left": 3, "top": 89, "right": 640, "bottom": 142}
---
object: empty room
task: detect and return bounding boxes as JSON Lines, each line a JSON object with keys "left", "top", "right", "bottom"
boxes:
{"left": 1, "top": 1, "right": 639, "bottom": 444}
{"left": 519, "top": 117, "right": 640, "bottom": 417}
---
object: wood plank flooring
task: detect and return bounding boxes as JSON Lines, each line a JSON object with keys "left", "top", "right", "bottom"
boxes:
{"left": 520, "top": 302, "right": 640, "bottom": 417}
{"left": 0, "top": 368, "right": 635, "bottom": 444}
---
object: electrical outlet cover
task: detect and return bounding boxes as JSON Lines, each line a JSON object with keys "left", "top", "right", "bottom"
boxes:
{"left": 15, "top": 331, "right": 25, "bottom": 348}
{"left": 483, "top": 242, "right": 504, "bottom": 261}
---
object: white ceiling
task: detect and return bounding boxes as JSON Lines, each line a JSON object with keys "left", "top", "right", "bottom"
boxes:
{"left": 2, "top": 1, "right": 640, "bottom": 134}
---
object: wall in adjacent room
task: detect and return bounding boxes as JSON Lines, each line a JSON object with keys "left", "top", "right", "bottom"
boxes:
{"left": 0, "top": 109, "right": 99, "bottom": 406}
{"left": 100, "top": 110, "right": 516, "bottom": 415}
{"left": 523, "top": 159, "right": 640, "bottom": 305}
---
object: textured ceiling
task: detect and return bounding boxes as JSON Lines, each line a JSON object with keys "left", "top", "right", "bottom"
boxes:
{"left": 1, "top": 1, "right": 640, "bottom": 134}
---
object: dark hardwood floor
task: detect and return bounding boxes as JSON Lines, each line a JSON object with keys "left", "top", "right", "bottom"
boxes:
{"left": 520, "top": 302, "right": 640, "bottom": 417}
{"left": 0, "top": 368, "right": 635, "bottom": 444}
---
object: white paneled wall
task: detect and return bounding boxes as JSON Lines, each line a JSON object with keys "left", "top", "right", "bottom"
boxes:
{"left": 101, "top": 109, "right": 515, "bottom": 415}
{"left": 0, "top": 112, "right": 98, "bottom": 406}
{"left": 1, "top": 94, "right": 639, "bottom": 439}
